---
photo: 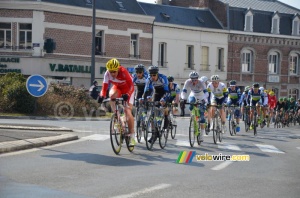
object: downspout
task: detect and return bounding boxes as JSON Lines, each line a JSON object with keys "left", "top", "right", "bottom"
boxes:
{"left": 226, "top": 3, "right": 233, "bottom": 81}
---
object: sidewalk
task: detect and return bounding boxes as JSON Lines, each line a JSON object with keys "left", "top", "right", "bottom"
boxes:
{"left": 0, "top": 123, "right": 78, "bottom": 154}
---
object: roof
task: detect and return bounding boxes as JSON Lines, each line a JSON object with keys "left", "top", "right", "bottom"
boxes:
{"left": 218, "top": 0, "right": 300, "bottom": 15}
{"left": 41, "top": 0, "right": 146, "bottom": 15}
{"left": 139, "top": 2, "right": 223, "bottom": 29}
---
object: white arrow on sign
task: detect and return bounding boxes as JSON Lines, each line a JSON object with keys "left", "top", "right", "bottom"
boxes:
{"left": 29, "top": 80, "right": 45, "bottom": 91}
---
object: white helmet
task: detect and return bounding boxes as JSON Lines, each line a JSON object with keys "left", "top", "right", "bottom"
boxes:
{"left": 189, "top": 71, "right": 199, "bottom": 79}
{"left": 200, "top": 76, "right": 208, "bottom": 83}
{"left": 259, "top": 87, "right": 264, "bottom": 92}
{"left": 210, "top": 75, "right": 220, "bottom": 81}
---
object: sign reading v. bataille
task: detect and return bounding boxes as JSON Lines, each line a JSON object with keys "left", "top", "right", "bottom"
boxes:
{"left": 49, "top": 63, "right": 91, "bottom": 73}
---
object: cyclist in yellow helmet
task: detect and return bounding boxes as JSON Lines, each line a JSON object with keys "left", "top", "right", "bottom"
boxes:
{"left": 98, "top": 58, "right": 136, "bottom": 146}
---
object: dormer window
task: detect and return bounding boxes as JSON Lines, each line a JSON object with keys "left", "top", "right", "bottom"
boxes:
{"left": 292, "top": 15, "right": 300, "bottom": 36}
{"left": 244, "top": 9, "right": 253, "bottom": 32}
{"left": 271, "top": 12, "right": 280, "bottom": 34}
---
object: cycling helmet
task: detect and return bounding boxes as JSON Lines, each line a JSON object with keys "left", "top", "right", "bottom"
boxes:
{"left": 290, "top": 97, "right": 295, "bottom": 101}
{"left": 167, "top": 75, "right": 174, "bottom": 82}
{"left": 283, "top": 97, "right": 288, "bottom": 101}
{"left": 210, "top": 75, "right": 220, "bottom": 81}
{"left": 106, "top": 58, "right": 120, "bottom": 71}
{"left": 93, "top": 80, "right": 98, "bottom": 85}
{"left": 269, "top": 91, "right": 274, "bottom": 96}
{"left": 279, "top": 98, "right": 284, "bottom": 102}
{"left": 189, "top": 71, "right": 199, "bottom": 79}
{"left": 200, "top": 76, "right": 209, "bottom": 83}
{"left": 229, "top": 80, "right": 237, "bottom": 86}
{"left": 252, "top": 83, "right": 259, "bottom": 88}
{"left": 259, "top": 87, "right": 264, "bottom": 92}
{"left": 148, "top": 65, "right": 159, "bottom": 74}
{"left": 134, "top": 64, "right": 144, "bottom": 72}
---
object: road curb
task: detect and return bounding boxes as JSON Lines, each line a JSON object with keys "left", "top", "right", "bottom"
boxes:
{"left": 0, "top": 134, "right": 79, "bottom": 154}
{"left": 0, "top": 125, "right": 74, "bottom": 132}
{"left": 0, "top": 116, "right": 110, "bottom": 121}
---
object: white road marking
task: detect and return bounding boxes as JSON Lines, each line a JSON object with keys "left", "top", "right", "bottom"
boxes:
{"left": 255, "top": 144, "right": 285, "bottom": 154}
{"left": 81, "top": 134, "right": 110, "bottom": 141}
{"left": 175, "top": 140, "right": 190, "bottom": 147}
{"left": 218, "top": 142, "right": 241, "bottom": 151}
{"left": 110, "top": 183, "right": 171, "bottom": 198}
{"left": 211, "top": 161, "right": 233, "bottom": 171}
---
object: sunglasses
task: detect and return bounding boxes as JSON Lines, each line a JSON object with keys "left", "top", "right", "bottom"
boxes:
{"left": 150, "top": 74, "right": 157, "bottom": 77}
{"left": 136, "top": 71, "right": 143, "bottom": 74}
{"left": 109, "top": 70, "right": 117, "bottom": 73}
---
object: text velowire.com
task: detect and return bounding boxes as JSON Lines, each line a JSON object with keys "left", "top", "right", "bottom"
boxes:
{"left": 196, "top": 153, "right": 250, "bottom": 161}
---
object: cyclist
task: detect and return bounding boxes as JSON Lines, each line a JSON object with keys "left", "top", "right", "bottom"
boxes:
{"left": 181, "top": 71, "right": 209, "bottom": 141}
{"left": 132, "top": 64, "right": 148, "bottom": 105}
{"left": 268, "top": 91, "right": 277, "bottom": 123}
{"left": 98, "top": 58, "right": 136, "bottom": 146}
{"left": 240, "top": 86, "right": 250, "bottom": 121}
{"left": 275, "top": 98, "right": 285, "bottom": 124}
{"left": 200, "top": 76, "right": 209, "bottom": 87}
{"left": 247, "top": 83, "right": 264, "bottom": 130}
{"left": 288, "top": 97, "right": 297, "bottom": 118}
{"left": 207, "top": 75, "right": 228, "bottom": 134}
{"left": 167, "top": 75, "right": 180, "bottom": 115}
{"left": 259, "top": 87, "right": 268, "bottom": 127}
{"left": 143, "top": 65, "right": 169, "bottom": 143}
{"left": 226, "top": 80, "right": 242, "bottom": 132}
{"left": 283, "top": 97, "right": 289, "bottom": 125}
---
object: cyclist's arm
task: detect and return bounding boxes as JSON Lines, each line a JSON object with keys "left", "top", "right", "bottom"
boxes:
{"left": 180, "top": 80, "right": 189, "bottom": 100}
{"left": 100, "top": 71, "right": 110, "bottom": 97}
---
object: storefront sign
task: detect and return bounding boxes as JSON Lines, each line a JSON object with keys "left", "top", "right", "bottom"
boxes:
{"left": 50, "top": 63, "right": 91, "bottom": 73}
{"left": 0, "top": 57, "right": 20, "bottom": 63}
{"left": 0, "top": 62, "right": 21, "bottom": 74}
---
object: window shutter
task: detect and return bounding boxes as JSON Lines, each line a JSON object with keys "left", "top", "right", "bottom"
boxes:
{"left": 246, "top": 16, "right": 251, "bottom": 31}
{"left": 293, "top": 21, "right": 298, "bottom": 35}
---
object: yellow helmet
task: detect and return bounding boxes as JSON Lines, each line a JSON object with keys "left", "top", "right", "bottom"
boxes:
{"left": 269, "top": 91, "right": 274, "bottom": 96}
{"left": 106, "top": 58, "right": 120, "bottom": 71}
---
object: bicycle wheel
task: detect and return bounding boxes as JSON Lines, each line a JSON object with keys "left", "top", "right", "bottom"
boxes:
{"left": 232, "top": 120, "right": 236, "bottom": 136}
{"left": 196, "top": 122, "right": 202, "bottom": 146}
{"left": 145, "top": 117, "right": 155, "bottom": 150}
{"left": 218, "top": 118, "right": 223, "bottom": 142}
{"left": 125, "top": 130, "right": 134, "bottom": 152}
{"left": 110, "top": 114, "right": 122, "bottom": 155}
{"left": 159, "top": 117, "right": 168, "bottom": 149}
{"left": 228, "top": 112, "right": 234, "bottom": 136}
{"left": 212, "top": 117, "right": 218, "bottom": 144}
{"left": 253, "top": 114, "right": 257, "bottom": 136}
{"left": 189, "top": 116, "right": 196, "bottom": 147}
{"left": 245, "top": 113, "right": 249, "bottom": 132}
{"left": 136, "top": 120, "right": 142, "bottom": 143}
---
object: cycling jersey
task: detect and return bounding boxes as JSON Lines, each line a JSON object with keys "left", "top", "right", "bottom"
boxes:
{"left": 100, "top": 66, "right": 134, "bottom": 103}
{"left": 247, "top": 89, "right": 264, "bottom": 106}
{"left": 132, "top": 69, "right": 148, "bottom": 100}
{"left": 144, "top": 73, "right": 169, "bottom": 101}
{"left": 227, "top": 87, "right": 241, "bottom": 106}
{"left": 168, "top": 82, "right": 180, "bottom": 103}
{"left": 181, "top": 79, "right": 208, "bottom": 101}
{"left": 289, "top": 101, "right": 297, "bottom": 111}
{"left": 268, "top": 95, "right": 277, "bottom": 109}
{"left": 207, "top": 82, "right": 228, "bottom": 104}
{"left": 239, "top": 92, "right": 248, "bottom": 106}
{"left": 260, "top": 91, "right": 268, "bottom": 106}
{"left": 275, "top": 101, "right": 285, "bottom": 111}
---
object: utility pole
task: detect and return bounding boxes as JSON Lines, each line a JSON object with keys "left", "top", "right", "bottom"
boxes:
{"left": 90, "top": 0, "right": 96, "bottom": 85}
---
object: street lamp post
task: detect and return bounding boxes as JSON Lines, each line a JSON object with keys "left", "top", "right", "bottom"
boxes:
{"left": 90, "top": 0, "right": 96, "bottom": 85}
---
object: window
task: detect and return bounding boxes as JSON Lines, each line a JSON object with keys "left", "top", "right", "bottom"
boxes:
{"left": 244, "top": 11, "right": 253, "bottom": 32}
{"left": 201, "top": 46, "right": 209, "bottom": 71}
{"left": 271, "top": 14, "right": 280, "bottom": 34}
{"left": 289, "top": 53, "right": 299, "bottom": 75}
{"left": 292, "top": 16, "right": 300, "bottom": 36}
{"left": 0, "top": 23, "right": 12, "bottom": 49}
{"left": 158, "top": 42, "right": 167, "bottom": 67}
{"left": 95, "top": 31, "right": 105, "bottom": 55}
{"left": 241, "top": 49, "right": 253, "bottom": 73}
{"left": 268, "top": 51, "right": 280, "bottom": 74}
{"left": 186, "top": 45, "right": 194, "bottom": 69}
{"left": 289, "top": 89, "right": 299, "bottom": 100}
{"left": 116, "top": 1, "right": 126, "bottom": 11}
{"left": 130, "top": 34, "right": 139, "bottom": 58}
{"left": 217, "top": 48, "right": 224, "bottom": 71}
{"left": 19, "top": 23, "right": 32, "bottom": 50}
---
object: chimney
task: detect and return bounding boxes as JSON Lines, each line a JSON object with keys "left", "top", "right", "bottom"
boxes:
{"left": 156, "top": 0, "right": 171, "bottom": 5}
{"left": 170, "top": 0, "right": 209, "bottom": 8}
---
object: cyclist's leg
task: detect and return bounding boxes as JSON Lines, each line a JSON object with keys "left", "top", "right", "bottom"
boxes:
{"left": 125, "top": 93, "right": 135, "bottom": 145}
{"left": 109, "top": 85, "right": 120, "bottom": 112}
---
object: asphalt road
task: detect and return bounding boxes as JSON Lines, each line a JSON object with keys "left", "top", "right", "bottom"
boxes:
{"left": 0, "top": 118, "right": 299, "bottom": 198}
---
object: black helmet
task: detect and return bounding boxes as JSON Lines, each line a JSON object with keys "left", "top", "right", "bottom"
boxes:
{"left": 93, "top": 80, "right": 98, "bottom": 85}
{"left": 167, "top": 75, "right": 174, "bottom": 82}
{"left": 229, "top": 80, "right": 236, "bottom": 86}
{"left": 134, "top": 64, "right": 144, "bottom": 72}
{"left": 148, "top": 65, "right": 159, "bottom": 74}
{"left": 253, "top": 83, "right": 259, "bottom": 88}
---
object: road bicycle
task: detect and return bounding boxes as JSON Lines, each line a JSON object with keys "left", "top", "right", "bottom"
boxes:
{"left": 185, "top": 100, "right": 206, "bottom": 147}
{"left": 145, "top": 101, "right": 169, "bottom": 150}
{"left": 243, "top": 106, "right": 251, "bottom": 132}
{"left": 135, "top": 98, "right": 148, "bottom": 143}
{"left": 107, "top": 98, "right": 134, "bottom": 155}
{"left": 167, "top": 103, "right": 177, "bottom": 139}
{"left": 227, "top": 105, "right": 239, "bottom": 136}
{"left": 210, "top": 104, "right": 224, "bottom": 144}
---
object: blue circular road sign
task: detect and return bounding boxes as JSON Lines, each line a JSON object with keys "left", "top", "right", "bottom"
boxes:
{"left": 26, "top": 74, "right": 48, "bottom": 97}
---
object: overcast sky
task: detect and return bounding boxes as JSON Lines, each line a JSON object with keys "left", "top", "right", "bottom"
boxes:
{"left": 137, "top": 0, "right": 300, "bottom": 10}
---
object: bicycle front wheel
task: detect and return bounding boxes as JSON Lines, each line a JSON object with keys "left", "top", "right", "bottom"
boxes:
{"left": 125, "top": 130, "right": 134, "bottom": 153}
{"left": 189, "top": 116, "right": 196, "bottom": 147}
{"left": 228, "top": 113, "right": 234, "bottom": 136}
{"left": 253, "top": 114, "right": 257, "bottom": 136}
{"left": 145, "top": 117, "right": 155, "bottom": 151}
{"left": 212, "top": 117, "right": 218, "bottom": 144}
{"left": 159, "top": 117, "right": 168, "bottom": 149}
{"left": 110, "top": 114, "right": 122, "bottom": 155}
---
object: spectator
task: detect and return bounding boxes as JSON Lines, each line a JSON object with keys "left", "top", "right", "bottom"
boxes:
{"left": 89, "top": 80, "right": 99, "bottom": 100}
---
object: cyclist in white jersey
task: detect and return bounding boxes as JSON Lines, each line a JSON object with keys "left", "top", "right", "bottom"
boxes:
{"left": 181, "top": 71, "right": 209, "bottom": 142}
{"left": 207, "top": 75, "right": 228, "bottom": 133}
